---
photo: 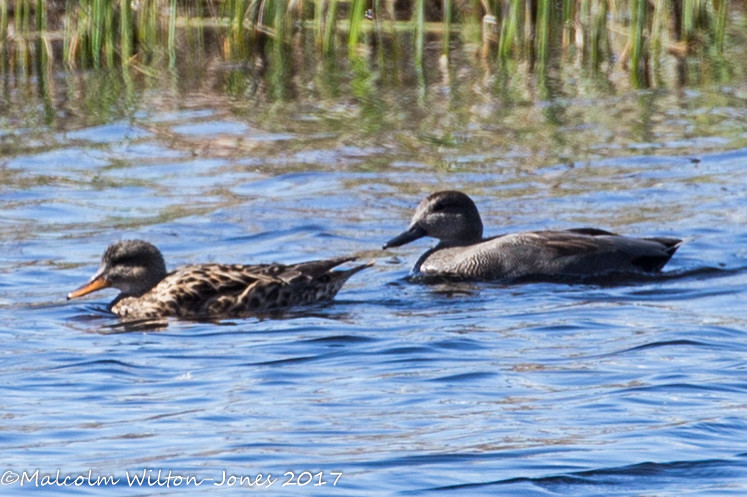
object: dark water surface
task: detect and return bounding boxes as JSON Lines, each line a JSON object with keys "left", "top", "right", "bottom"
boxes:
{"left": 2, "top": 54, "right": 747, "bottom": 495}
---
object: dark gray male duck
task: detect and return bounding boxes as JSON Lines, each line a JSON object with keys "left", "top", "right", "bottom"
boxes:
{"left": 383, "top": 191, "right": 682, "bottom": 281}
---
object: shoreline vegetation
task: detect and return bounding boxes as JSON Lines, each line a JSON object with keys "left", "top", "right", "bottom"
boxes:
{"left": 0, "top": 0, "right": 743, "bottom": 89}
{"left": 1, "top": 5, "right": 747, "bottom": 225}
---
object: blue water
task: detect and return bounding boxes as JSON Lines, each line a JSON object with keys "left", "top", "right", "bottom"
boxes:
{"left": 2, "top": 83, "right": 747, "bottom": 496}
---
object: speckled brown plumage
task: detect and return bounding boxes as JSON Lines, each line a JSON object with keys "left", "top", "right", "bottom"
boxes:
{"left": 68, "top": 240, "right": 372, "bottom": 320}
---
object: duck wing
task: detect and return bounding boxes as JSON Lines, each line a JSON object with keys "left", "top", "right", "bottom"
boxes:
{"left": 420, "top": 230, "right": 681, "bottom": 279}
{"left": 529, "top": 230, "right": 682, "bottom": 274}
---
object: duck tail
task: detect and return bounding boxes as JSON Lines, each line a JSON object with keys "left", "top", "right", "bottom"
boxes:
{"left": 645, "top": 237, "right": 683, "bottom": 257}
{"left": 292, "top": 256, "right": 376, "bottom": 281}
{"left": 290, "top": 256, "right": 358, "bottom": 279}
{"left": 336, "top": 260, "right": 375, "bottom": 280}
{"left": 633, "top": 237, "right": 683, "bottom": 272}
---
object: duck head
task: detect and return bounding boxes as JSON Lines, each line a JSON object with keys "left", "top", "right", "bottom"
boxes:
{"left": 383, "top": 190, "right": 484, "bottom": 249}
{"left": 67, "top": 240, "right": 167, "bottom": 300}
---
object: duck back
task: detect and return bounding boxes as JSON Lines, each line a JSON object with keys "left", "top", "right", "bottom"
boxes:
{"left": 416, "top": 230, "right": 682, "bottom": 280}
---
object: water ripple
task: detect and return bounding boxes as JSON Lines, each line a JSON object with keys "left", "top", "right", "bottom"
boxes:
{"left": 2, "top": 87, "right": 747, "bottom": 496}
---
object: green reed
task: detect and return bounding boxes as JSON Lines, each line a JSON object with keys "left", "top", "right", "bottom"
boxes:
{"left": 90, "top": 0, "right": 105, "bottom": 67}
{"left": 714, "top": 0, "right": 729, "bottom": 54}
{"left": 1, "top": 0, "right": 8, "bottom": 80}
{"left": 629, "top": 0, "right": 647, "bottom": 87}
{"left": 348, "top": 0, "right": 366, "bottom": 52}
{"left": 168, "top": 0, "right": 176, "bottom": 65}
{"left": 224, "top": 0, "right": 249, "bottom": 59}
{"left": 535, "top": 0, "right": 551, "bottom": 71}
{"left": 590, "top": 0, "right": 607, "bottom": 70}
{"left": 414, "top": 0, "right": 424, "bottom": 68}
{"left": 323, "top": 0, "right": 340, "bottom": 54}
{"left": 498, "top": 0, "right": 522, "bottom": 60}
{"left": 1, "top": 1, "right": 7, "bottom": 45}
{"left": 0, "top": 0, "right": 739, "bottom": 89}
{"left": 442, "top": 0, "right": 451, "bottom": 56}
{"left": 120, "top": 0, "right": 132, "bottom": 62}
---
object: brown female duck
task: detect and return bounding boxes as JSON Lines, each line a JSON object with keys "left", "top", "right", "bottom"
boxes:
{"left": 383, "top": 191, "right": 682, "bottom": 281}
{"left": 68, "top": 240, "right": 372, "bottom": 319}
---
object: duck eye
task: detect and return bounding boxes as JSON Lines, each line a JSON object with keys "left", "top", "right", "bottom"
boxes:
{"left": 112, "top": 254, "right": 140, "bottom": 267}
{"left": 432, "top": 202, "right": 445, "bottom": 212}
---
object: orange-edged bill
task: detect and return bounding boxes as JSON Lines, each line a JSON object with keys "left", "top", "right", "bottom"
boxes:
{"left": 67, "top": 276, "right": 110, "bottom": 300}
